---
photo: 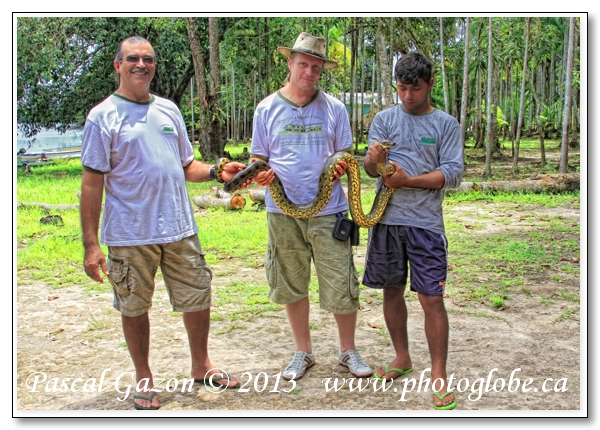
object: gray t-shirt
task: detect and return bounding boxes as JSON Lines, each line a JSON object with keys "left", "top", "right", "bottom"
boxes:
{"left": 81, "top": 94, "right": 197, "bottom": 246}
{"left": 250, "top": 90, "right": 352, "bottom": 216}
{"left": 367, "top": 105, "right": 463, "bottom": 235}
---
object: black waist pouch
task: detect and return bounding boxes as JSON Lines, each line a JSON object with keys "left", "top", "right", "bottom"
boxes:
{"left": 333, "top": 217, "right": 360, "bottom": 246}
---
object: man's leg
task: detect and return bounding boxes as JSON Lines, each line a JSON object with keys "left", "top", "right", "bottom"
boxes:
{"left": 122, "top": 312, "right": 160, "bottom": 409}
{"left": 418, "top": 293, "right": 454, "bottom": 408}
{"left": 376, "top": 286, "right": 413, "bottom": 379}
{"left": 184, "top": 309, "right": 239, "bottom": 388}
{"left": 334, "top": 311, "right": 357, "bottom": 352}
{"left": 285, "top": 297, "right": 312, "bottom": 353}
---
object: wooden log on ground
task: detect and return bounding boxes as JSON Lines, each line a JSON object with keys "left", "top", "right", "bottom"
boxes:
{"left": 193, "top": 193, "right": 246, "bottom": 210}
{"left": 210, "top": 186, "right": 235, "bottom": 199}
{"left": 446, "top": 182, "right": 477, "bottom": 193}
{"left": 247, "top": 189, "right": 266, "bottom": 204}
{"left": 472, "top": 173, "right": 579, "bottom": 193}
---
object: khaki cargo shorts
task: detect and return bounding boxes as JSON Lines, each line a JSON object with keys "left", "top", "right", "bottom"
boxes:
{"left": 265, "top": 212, "right": 360, "bottom": 314}
{"left": 107, "top": 235, "right": 212, "bottom": 317}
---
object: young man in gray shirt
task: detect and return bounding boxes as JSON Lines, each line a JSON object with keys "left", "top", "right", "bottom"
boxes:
{"left": 363, "top": 52, "right": 463, "bottom": 410}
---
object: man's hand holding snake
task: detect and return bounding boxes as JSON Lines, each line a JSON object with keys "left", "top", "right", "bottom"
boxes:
{"left": 333, "top": 159, "right": 348, "bottom": 182}
{"left": 221, "top": 161, "right": 253, "bottom": 187}
{"left": 381, "top": 161, "right": 410, "bottom": 188}
{"left": 248, "top": 157, "right": 275, "bottom": 186}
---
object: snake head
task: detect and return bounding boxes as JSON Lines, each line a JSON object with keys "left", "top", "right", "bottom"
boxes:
{"left": 380, "top": 140, "right": 396, "bottom": 150}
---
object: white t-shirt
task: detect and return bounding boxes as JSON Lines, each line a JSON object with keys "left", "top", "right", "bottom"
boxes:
{"left": 81, "top": 94, "right": 197, "bottom": 246}
{"left": 250, "top": 90, "right": 352, "bottom": 216}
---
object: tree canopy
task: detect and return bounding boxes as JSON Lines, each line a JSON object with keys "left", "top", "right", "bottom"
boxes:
{"left": 17, "top": 16, "right": 581, "bottom": 170}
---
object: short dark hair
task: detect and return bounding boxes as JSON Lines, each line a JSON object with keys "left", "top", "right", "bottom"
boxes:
{"left": 394, "top": 52, "right": 432, "bottom": 84}
{"left": 115, "top": 36, "right": 154, "bottom": 62}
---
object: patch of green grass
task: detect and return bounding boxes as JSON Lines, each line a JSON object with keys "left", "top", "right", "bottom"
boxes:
{"left": 214, "top": 324, "right": 242, "bottom": 335}
{"left": 553, "top": 306, "right": 580, "bottom": 324}
{"left": 559, "top": 289, "right": 580, "bottom": 303}
{"left": 86, "top": 312, "right": 112, "bottom": 331}
{"left": 447, "top": 190, "right": 580, "bottom": 208}
{"left": 491, "top": 296, "right": 505, "bottom": 309}
{"left": 211, "top": 281, "right": 282, "bottom": 326}
{"left": 448, "top": 308, "right": 513, "bottom": 327}
{"left": 378, "top": 326, "right": 391, "bottom": 346}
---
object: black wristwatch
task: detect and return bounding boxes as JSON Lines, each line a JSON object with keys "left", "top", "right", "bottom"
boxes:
{"left": 209, "top": 165, "right": 216, "bottom": 180}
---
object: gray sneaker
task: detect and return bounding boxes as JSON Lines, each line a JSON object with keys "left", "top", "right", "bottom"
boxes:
{"left": 282, "top": 351, "right": 315, "bottom": 381}
{"left": 338, "top": 348, "right": 373, "bottom": 378}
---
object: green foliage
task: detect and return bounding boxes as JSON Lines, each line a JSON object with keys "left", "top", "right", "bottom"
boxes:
{"left": 17, "top": 15, "right": 580, "bottom": 152}
{"left": 17, "top": 17, "right": 193, "bottom": 137}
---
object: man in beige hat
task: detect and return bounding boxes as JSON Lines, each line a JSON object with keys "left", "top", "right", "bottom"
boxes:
{"left": 249, "top": 32, "right": 373, "bottom": 381}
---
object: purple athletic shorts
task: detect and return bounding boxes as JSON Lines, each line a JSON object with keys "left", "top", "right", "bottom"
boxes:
{"left": 362, "top": 224, "right": 448, "bottom": 296}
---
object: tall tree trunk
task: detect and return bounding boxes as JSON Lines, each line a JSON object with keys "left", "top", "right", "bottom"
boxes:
{"left": 484, "top": 18, "right": 494, "bottom": 179}
{"left": 208, "top": 17, "right": 226, "bottom": 157}
{"left": 359, "top": 21, "right": 365, "bottom": 144}
{"left": 557, "top": 18, "right": 569, "bottom": 132}
{"left": 512, "top": 17, "right": 530, "bottom": 174}
{"left": 376, "top": 18, "right": 394, "bottom": 109}
{"left": 264, "top": 18, "right": 269, "bottom": 97}
{"left": 559, "top": 17, "right": 575, "bottom": 173}
{"left": 187, "top": 17, "right": 209, "bottom": 158}
{"left": 474, "top": 20, "right": 484, "bottom": 149}
{"left": 187, "top": 17, "right": 226, "bottom": 161}
{"left": 350, "top": 21, "right": 357, "bottom": 149}
{"left": 550, "top": 52, "right": 556, "bottom": 133}
{"left": 440, "top": 17, "right": 449, "bottom": 113}
{"left": 460, "top": 17, "right": 470, "bottom": 150}
{"left": 530, "top": 67, "right": 546, "bottom": 166}
{"left": 231, "top": 63, "right": 236, "bottom": 140}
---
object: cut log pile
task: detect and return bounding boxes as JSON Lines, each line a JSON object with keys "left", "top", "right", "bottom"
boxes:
{"left": 192, "top": 187, "right": 246, "bottom": 210}
{"left": 451, "top": 173, "right": 580, "bottom": 194}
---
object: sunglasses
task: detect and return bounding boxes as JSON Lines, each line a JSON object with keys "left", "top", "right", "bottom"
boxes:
{"left": 122, "top": 55, "right": 156, "bottom": 65}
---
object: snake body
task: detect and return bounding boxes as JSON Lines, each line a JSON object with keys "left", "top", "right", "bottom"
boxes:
{"left": 220, "top": 141, "right": 396, "bottom": 228}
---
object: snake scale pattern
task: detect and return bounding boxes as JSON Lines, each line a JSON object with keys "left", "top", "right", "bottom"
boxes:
{"left": 218, "top": 141, "right": 396, "bottom": 228}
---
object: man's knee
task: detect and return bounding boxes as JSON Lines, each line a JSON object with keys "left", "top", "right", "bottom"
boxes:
{"left": 419, "top": 293, "right": 446, "bottom": 314}
{"left": 383, "top": 286, "right": 407, "bottom": 301}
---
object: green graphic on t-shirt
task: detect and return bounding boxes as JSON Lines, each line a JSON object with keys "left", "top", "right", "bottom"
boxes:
{"left": 279, "top": 123, "right": 323, "bottom": 134}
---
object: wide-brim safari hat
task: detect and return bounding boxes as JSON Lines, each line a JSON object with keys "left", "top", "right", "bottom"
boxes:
{"left": 277, "top": 32, "right": 338, "bottom": 69}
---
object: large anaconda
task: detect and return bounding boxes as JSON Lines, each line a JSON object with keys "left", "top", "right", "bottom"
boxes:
{"left": 219, "top": 141, "right": 396, "bottom": 228}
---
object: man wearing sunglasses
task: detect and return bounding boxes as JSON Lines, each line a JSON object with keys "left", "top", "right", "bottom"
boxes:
{"left": 80, "top": 36, "right": 246, "bottom": 410}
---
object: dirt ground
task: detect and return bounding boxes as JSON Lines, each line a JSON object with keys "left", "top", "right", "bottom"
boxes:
{"left": 14, "top": 199, "right": 582, "bottom": 417}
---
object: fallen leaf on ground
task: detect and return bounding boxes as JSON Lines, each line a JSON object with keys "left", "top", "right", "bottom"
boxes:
{"left": 368, "top": 322, "right": 382, "bottom": 329}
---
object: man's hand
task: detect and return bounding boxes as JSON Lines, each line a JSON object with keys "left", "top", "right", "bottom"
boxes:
{"left": 382, "top": 163, "right": 445, "bottom": 190}
{"left": 367, "top": 141, "right": 389, "bottom": 165}
{"left": 365, "top": 141, "right": 391, "bottom": 177}
{"left": 382, "top": 161, "right": 409, "bottom": 188}
{"left": 221, "top": 161, "right": 252, "bottom": 188}
{"left": 83, "top": 244, "right": 109, "bottom": 283}
{"left": 249, "top": 157, "right": 275, "bottom": 186}
{"left": 333, "top": 160, "right": 348, "bottom": 182}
